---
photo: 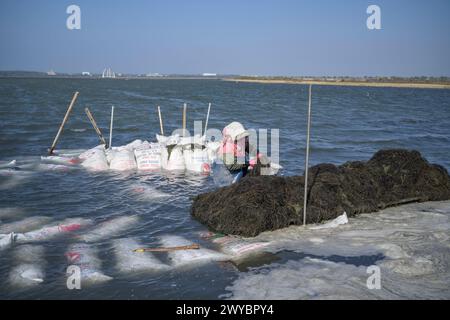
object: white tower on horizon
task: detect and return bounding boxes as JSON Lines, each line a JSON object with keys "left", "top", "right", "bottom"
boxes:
{"left": 102, "top": 68, "right": 116, "bottom": 78}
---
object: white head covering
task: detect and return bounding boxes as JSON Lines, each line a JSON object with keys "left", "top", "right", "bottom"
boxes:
{"left": 222, "top": 122, "right": 249, "bottom": 141}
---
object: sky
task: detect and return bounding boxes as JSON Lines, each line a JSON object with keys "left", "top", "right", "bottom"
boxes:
{"left": 0, "top": 0, "right": 449, "bottom": 76}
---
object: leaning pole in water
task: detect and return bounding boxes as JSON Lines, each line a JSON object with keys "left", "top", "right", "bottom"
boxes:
{"left": 109, "top": 106, "right": 114, "bottom": 150}
{"left": 48, "top": 91, "right": 79, "bottom": 155}
{"left": 303, "top": 85, "right": 312, "bottom": 226}
{"left": 157, "top": 105, "right": 164, "bottom": 136}
{"left": 85, "top": 107, "right": 107, "bottom": 147}
{"left": 182, "top": 103, "right": 187, "bottom": 137}
{"left": 204, "top": 103, "right": 211, "bottom": 136}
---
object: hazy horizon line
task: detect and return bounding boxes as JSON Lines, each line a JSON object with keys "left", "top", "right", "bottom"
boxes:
{"left": 1, "top": 69, "right": 449, "bottom": 79}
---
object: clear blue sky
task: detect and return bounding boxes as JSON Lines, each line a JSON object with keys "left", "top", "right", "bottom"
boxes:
{"left": 1, "top": 0, "right": 449, "bottom": 76}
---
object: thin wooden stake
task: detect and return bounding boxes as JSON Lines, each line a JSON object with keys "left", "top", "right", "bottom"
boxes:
{"left": 48, "top": 91, "right": 79, "bottom": 155}
{"left": 157, "top": 105, "right": 164, "bottom": 135}
{"left": 133, "top": 244, "right": 200, "bottom": 253}
{"left": 204, "top": 102, "right": 211, "bottom": 137}
{"left": 303, "top": 85, "right": 312, "bottom": 226}
{"left": 109, "top": 106, "right": 114, "bottom": 150}
{"left": 85, "top": 107, "right": 107, "bottom": 147}
{"left": 182, "top": 103, "right": 187, "bottom": 136}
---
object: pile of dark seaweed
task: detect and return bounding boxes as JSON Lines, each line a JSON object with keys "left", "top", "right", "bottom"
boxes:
{"left": 191, "top": 149, "right": 450, "bottom": 237}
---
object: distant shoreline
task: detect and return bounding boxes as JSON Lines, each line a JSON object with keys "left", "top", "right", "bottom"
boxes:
{"left": 1, "top": 73, "right": 450, "bottom": 89}
{"left": 224, "top": 78, "right": 450, "bottom": 89}
{"left": 0, "top": 75, "right": 222, "bottom": 80}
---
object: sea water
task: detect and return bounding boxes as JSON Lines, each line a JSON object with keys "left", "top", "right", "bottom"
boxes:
{"left": 0, "top": 78, "right": 449, "bottom": 299}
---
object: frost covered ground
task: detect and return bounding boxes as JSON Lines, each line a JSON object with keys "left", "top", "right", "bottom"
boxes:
{"left": 224, "top": 201, "right": 450, "bottom": 299}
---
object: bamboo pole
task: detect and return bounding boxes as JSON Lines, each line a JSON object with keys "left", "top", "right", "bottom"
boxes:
{"left": 109, "top": 106, "right": 114, "bottom": 150}
{"left": 48, "top": 91, "right": 79, "bottom": 155}
{"left": 133, "top": 244, "right": 200, "bottom": 253}
{"left": 85, "top": 107, "right": 107, "bottom": 147}
{"left": 157, "top": 105, "right": 164, "bottom": 135}
{"left": 182, "top": 103, "right": 187, "bottom": 136}
{"left": 204, "top": 102, "right": 211, "bottom": 137}
{"left": 303, "top": 85, "right": 312, "bottom": 226}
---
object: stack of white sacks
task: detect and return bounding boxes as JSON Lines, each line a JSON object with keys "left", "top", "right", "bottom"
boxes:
{"left": 79, "top": 135, "right": 220, "bottom": 174}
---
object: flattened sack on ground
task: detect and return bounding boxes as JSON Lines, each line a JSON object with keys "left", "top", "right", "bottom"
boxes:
{"left": 78, "top": 215, "right": 139, "bottom": 243}
{"left": 201, "top": 232, "right": 272, "bottom": 260}
{"left": 160, "top": 235, "right": 229, "bottom": 268}
{"left": 15, "top": 218, "right": 93, "bottom": 243}
{"left": 9, "top": 245, "right": 46, "bottom": 287}
{"left": 113, "top": 238, "right": 170, "bottom": 273}
{"left": 0, "top": 216, "right": 52, "bottom": 234}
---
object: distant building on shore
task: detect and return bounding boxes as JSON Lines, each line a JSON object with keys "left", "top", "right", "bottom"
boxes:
{"left": 82, "top": 71, "right": 91, "bottom": 76}
{"left": 146, "top": 73, "right": 163, "bottom": 77}
{"left": 47, "top": 70, "right": 56, "bottom": 76}
{"left": 202, "top": 73, "right": 217, "bottom": 77}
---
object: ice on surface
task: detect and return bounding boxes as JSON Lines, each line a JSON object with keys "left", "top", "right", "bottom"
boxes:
{"left": 309, "top": 212, "right": 348, "bottom": 230}
{"left": 78, "top": 215, "right": 139, "bottom": 243}
{"left": 225, "top": 201, "right": 450, "bottom": 299}
{"left": 113, "top": 238, "right": 170, "bottom": 273}
{"left": 160, "top": 235, "right": 229, "bottom": 268}
{"left": 226, "top": 258, "right": 389, "bottom": 300}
